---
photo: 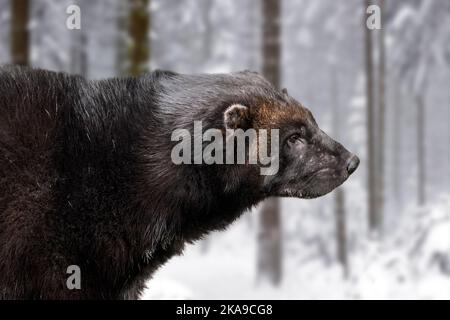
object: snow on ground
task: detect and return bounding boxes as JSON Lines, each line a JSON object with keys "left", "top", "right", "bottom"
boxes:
{"left": 142, "top": 197, "right": 450, "bottom": 300}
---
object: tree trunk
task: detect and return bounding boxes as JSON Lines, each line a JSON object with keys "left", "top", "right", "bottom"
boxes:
{"left": 201, "top": 0, "right": 213, "bottom": 62}
{"left": 417, "top": 94, "right": 426, "bottom": 205}
{"left": 392, "top": 87, "right": 402, "bottom": 210}
{"left": 331, "top": 64, "right": 348, "bottom": 277}
{"left": 376, "top": 0, "right": 386, "bottom": 232}
{"left": 116, "top": 1, "right": 127, "bottom": 76}
{"left": 261, "top": 0, "right": 281, "bottom": 86}
{"left": 70, "top": 30, "right": 88, "bottom": 77}
{"left": 127, "top": 0, "right": 150, "bottom": 76}
{"left": 10, "top": 0, "right": 29, "bottom": 66}
{"left": 335, "top": 188, "right": 348, "bottom": 277}
{"left": 257, "top": 0, "right": 282, "bottom": 286}
{"left": 364, "top": 0, "right": 378, "bottom": 235}
{"left": 258, "top": 197, "right": 282, "bottom": 285}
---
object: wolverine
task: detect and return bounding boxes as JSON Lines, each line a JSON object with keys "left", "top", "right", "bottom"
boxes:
{"left": 0, "top": 66, "right": 359, "bottom": 299}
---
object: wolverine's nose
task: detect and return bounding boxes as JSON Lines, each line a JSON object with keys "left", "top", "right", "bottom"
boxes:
{"left": 346, "top": 155, "right": 360, "bottom": 175}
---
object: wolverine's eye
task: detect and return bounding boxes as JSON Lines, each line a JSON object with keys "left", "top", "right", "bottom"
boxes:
{"left": 287, "top": 133, "right": 306, "bottom": 145}
{"left": 287, "top": 126, "right": 308, "bottom": 145}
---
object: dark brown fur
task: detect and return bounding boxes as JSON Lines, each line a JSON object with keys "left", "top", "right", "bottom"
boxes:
{"left": 0, "top": 66, "right": 358, "bottom": 299}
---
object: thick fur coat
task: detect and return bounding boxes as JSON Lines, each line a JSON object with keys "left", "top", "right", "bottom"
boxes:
{"left": 0, "top": 66, "right": 358, "bottom": 299}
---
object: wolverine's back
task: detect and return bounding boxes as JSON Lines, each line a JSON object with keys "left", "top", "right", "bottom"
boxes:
{"left": 0, "top": 66, "right": 81, "bottom": 299}
{"left": 0, "top": 66, "right": 70, "bottom": 218}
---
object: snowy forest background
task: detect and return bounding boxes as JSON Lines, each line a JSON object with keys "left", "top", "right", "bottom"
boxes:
{"left": 1, "top": 0, "right": 449, "bottom": 299}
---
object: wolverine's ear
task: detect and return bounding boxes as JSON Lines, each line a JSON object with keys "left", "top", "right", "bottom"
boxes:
{"left": 224, "top": 104, "right": 252, "bottom": 130}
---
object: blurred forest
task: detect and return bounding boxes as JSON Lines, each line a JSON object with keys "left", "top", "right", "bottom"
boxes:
{"left": 1, "top": 0, "right": 450, "bottom": 299}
